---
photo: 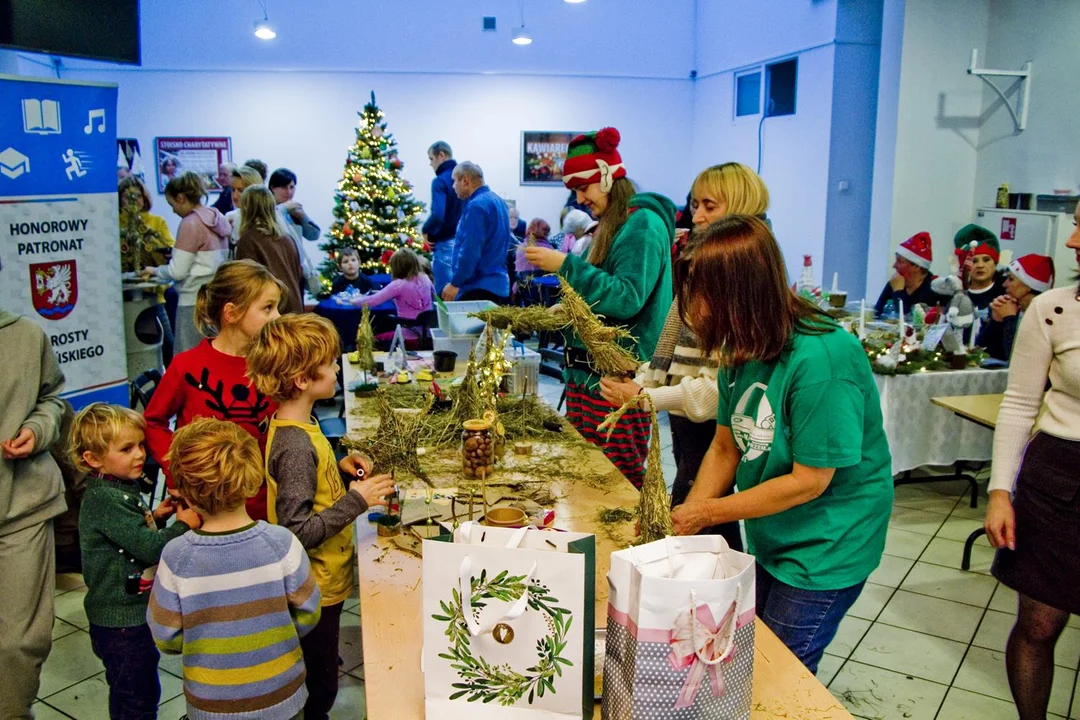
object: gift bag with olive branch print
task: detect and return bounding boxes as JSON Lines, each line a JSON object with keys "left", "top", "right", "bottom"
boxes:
{"left": 603, "top": 535, "right": 756, "bottom": 720}
{"left": 423, "top": 522, "right": 596, "bottom": 719}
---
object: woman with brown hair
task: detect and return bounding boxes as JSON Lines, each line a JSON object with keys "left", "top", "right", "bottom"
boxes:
{"left": 598, "top": 162, "right": 769, "bottom": 550}
{"left": 670, "top": 215, "right": 892, "bottom": 674}
{"left": 524, "top": 127, "right": 674, "bottom": 488}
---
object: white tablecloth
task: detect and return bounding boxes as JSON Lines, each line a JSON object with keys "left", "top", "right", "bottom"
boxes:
{"left": 875, "top": 368, "right": 1009, "bottom": 475}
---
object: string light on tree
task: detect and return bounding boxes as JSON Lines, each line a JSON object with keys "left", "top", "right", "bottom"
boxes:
{"left": 320, "top": 91, "right": 427, "bottom": 276}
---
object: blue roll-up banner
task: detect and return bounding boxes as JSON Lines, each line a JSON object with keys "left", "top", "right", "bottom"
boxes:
{"left": 0, "top": 75, "right": 127, "bottom": 409}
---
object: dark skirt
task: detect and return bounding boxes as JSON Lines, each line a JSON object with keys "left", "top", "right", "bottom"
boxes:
{"left": 669, "top": 414, "right": 744, "bottom": 552}
{"left": 992, "top": 432, "right": 1080, "bottom": 614}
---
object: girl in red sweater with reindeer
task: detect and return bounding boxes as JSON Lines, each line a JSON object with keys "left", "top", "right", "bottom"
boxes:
{"left": 144, "top": 260, "right": 283, "bottom": 519}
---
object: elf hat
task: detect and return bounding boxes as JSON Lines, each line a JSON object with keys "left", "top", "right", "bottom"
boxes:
{"left": 896, "top": 231, "right": 933, "bottom": 269}
{"left": 954, "top": 224, "right": 1000, "bottom": 264}
{"left": 1008, "top": 254, "right": 1055, "bottom": 293}
{"left": 562, "top": 127, "right": 626, "bottom": 192}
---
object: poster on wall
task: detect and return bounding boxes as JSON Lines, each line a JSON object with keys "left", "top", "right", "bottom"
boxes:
{"left": 520, "top": 131, "right": 581, "bottom": 185}
{"left": 0, "top": 74, "right": 128, "bottom": 410}
{"left": 153, "top": 136, "right": 232, "bottom": 194}
{"left": 117, "top": 138, "right": 146, "bottom": 180}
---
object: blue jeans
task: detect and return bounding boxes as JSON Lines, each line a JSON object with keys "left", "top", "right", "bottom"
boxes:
{"left": 432, "top": 239, "right": 456, "bottom": 297}
{"left": 89, "top": 623, "right": 161, "bottom": 719}
{"left": 756, "top": 565, "right": 865, "bottom": 674}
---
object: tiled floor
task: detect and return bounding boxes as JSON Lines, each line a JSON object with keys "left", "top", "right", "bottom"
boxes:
{"left": 37, "top": 573, "right": 366, "bottom": 719}
{"left": 823, "top": 476, "right": 1080, "bottom": 720}
{"left": 35, "top": 372, "right": 1078, "bottom": 719}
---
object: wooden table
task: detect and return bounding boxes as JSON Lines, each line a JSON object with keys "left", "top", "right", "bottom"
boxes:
{"left": 345, "top": 353, "right": 852, "bottom": 719}
{"left": 930, "top": 393, "right": 1004, "bottom": 430}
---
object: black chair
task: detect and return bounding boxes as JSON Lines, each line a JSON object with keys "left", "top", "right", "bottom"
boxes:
{"left": 129, "top": 370, "right": 165, "bottom": 501}
{"left": 383, "top": 308, "right": 438, "bottom": 352}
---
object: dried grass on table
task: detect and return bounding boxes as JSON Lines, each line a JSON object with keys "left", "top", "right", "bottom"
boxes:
{"left": 468, "top": 305, "right": 570, "bottom": 334}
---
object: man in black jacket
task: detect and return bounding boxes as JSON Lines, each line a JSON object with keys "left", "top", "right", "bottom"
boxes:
{"left": 423, "top": 141, "right": 463, "bottom": 296}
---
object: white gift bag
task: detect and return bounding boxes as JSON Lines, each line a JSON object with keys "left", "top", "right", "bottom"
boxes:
{"left": 603, "top": 535, "right": 756, "bottom": 720}
{"left": 423, "top": 522, "right": 596, "bottom": 719}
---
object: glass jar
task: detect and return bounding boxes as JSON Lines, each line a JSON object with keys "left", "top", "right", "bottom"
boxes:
{"left": 461, "top": 415, "right": 495, "bottom": 479}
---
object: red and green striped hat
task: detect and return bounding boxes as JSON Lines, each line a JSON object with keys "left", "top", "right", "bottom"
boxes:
{"left": 562, "top": 127, "right": 626, "bottom": 191}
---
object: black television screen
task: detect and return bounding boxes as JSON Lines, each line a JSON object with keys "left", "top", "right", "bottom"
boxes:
{"left": 0, "top": 0, "right": 141, "bottom": 65}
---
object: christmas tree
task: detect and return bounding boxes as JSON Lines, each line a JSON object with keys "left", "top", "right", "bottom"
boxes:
{"left": 320, "top": 92, "right": 427, "bottom": 276}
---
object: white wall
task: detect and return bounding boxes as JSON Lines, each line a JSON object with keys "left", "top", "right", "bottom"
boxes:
{"left": 58, "top": 67, "right": 694, "bottom": 260}
{"left": 691, "top": 1, "right": 845, "bottom": 285}
{"left": 695, "top": 0, "right": 838, "bottom": 76}
{"left": 974, "top": 0, "right": 1078, "bottom": 207}
{"left": 866, "top": 0, "right": 990, "bottom": 291}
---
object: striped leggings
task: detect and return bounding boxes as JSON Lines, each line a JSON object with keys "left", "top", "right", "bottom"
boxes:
{"left": 565, "top": 382, "right": 650, "bottom": 489}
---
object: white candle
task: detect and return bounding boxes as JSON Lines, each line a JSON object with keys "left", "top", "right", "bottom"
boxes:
{"left": 859, "top": 299, "right": 866, "bottom": 339}
{"left": 898, "top": 300, "right": 905, "bottom": 344}
{"left": 831, "top": 272, "right": 839, "bottom": 294}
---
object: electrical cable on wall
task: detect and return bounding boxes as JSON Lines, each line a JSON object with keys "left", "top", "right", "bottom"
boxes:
{"left": 756, "top": 114, "right": 767, "bottom": 174}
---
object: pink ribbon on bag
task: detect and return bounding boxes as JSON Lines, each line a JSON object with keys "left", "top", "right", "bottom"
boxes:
{"left": 667, "top": 601, "right": 737, "bottom": 710}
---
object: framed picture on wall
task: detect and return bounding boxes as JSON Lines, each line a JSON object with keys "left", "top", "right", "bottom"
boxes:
{"left": 153, "top": 137, "right": 232, "bottom": 194}
{"left": 521, "top": 131, "right": 580, "bottom": 186}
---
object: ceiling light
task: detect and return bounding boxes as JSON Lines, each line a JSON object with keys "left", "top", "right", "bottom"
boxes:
{"left": 564, "top": 0, "right": 587, "bottom": 3}
{"left": 254, "top": 1, "right": 276, "bottom": 40}
{"left": 511, "top": 26, "right": 532, "bottom": 45}
{"left": 254, "top": 21, "right": 276, "bottom": 40}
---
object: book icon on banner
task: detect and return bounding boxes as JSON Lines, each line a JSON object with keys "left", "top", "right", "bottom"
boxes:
{"left": 0, "top": 147, "right": 30, "bottom": 179}
{"left": 22, "top": 99, "right": 62, "bottom": 135}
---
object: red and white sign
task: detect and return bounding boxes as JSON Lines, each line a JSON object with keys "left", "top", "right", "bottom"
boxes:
{"left": 1000, "top": 217, "right": 1017, "bottom": 241}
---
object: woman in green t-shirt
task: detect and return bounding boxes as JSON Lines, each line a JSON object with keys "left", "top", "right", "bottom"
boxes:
{"left": 669, "top": 215, "right": 893, "bottom": 674}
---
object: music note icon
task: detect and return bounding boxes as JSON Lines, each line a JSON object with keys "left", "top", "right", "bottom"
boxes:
{"left": 83, "top": 109, "right": 105, "bottom": 134}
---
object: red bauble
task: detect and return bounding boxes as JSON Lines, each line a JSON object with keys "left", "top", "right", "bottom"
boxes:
{"left": 352, "top": 173, "right": 362, "bottom": 182}
{"left": 342, "top": 226, "right": 353, "bottom": 237}
{"left": 380, "top": 249, "right": 394, "bottom": 265}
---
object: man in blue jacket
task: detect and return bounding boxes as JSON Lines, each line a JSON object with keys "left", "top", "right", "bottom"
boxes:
{"left": 442, "top": 162, "right": 510, "bottom": 304}
{"left": 422, "top": 141, "right": 463, "bottom": 296}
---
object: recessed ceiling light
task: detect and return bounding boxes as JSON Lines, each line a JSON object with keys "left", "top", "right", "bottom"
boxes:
{"left": 565, "top": 0, "right": 587, "bottom": 3}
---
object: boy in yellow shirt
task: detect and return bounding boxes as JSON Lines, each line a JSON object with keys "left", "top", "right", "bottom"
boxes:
{"left": 247, "top": 314, "right": 395, "bottom": 720}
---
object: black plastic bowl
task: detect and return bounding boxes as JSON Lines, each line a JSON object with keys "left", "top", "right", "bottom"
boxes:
{"left": 433, "top": 350, "right": 458, "bottom": 373}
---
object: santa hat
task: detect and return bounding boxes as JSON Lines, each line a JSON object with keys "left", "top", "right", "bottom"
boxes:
{"left": 953, "top": 224, "right": 1000, "bottom": 264}
{"left": 562, "top": 127, "right": 626, "bottom": 192}
{"left": 896, "top": 231, "right": 933, "bottom": 270}
{"left": 1008, "top": 254, "right": 1055, "bottom": 293}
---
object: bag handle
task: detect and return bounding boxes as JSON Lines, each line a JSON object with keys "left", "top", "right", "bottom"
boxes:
{"left": 689, "top": 587, "right": 739, "bottom": 666}
{"left": 628, "top": 536, "right": 733, "bottom": 580}
{"left": 458, "top": 521, "right": 533, "bottom": 548}
{"left": 459, "top": 555, "right": 537, "bottom": 638}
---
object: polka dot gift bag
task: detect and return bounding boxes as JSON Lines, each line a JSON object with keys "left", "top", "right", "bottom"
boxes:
{"left": 603, "top": 535, "right": 755, "bottom": 720}
{"left": 422, "top": 522, "right": 597, "bottom": 719}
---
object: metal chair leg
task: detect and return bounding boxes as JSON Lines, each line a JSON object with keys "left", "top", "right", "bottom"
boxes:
{"left": 962, "top": 527, "right": 987, "bottom": 571}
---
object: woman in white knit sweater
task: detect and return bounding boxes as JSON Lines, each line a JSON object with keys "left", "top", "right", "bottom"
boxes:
{"left": 984, "top": 203, "right": 1080, "bottom": 719}
{"left": 599, "top": 163, "right": 769, "bottom": 550}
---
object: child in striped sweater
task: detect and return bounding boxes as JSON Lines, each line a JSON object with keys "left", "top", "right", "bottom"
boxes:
{"left": 148, "top": 418, "right": 321, "bottom": 720}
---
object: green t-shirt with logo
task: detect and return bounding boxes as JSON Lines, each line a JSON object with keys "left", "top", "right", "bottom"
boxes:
{"left": 718, "top": 324, "right": 893, "bottom": 591}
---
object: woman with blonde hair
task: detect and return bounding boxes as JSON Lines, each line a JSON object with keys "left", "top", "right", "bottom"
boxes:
{"left": 235, "top": 185, "right": 305, "bottom": 314}
{"left": 670, "top": 215, "right": 892, "bottom": 673}
{"left": 598, "top": 162, "right": 769, "bottom": 549}
{"left": 225, "top": 165, "right": 265, "bottom": 247}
